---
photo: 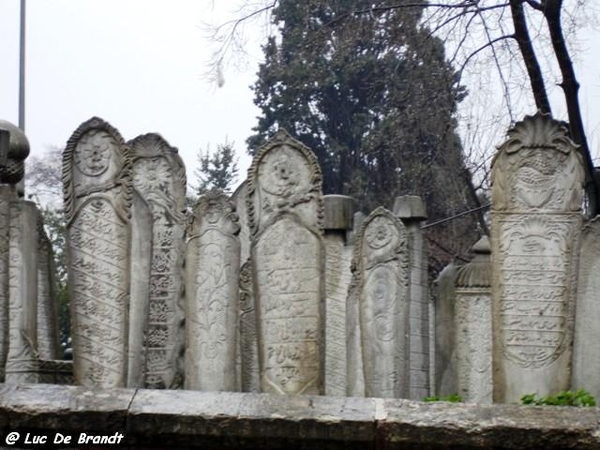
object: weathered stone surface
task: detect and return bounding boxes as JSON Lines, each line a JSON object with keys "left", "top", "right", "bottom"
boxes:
{"left": 247, "top": 130, "right": 325, "bottom": 395}
{"left": 239, "top": 260, "right": 260, "bottom": 392}
{"left": 432, "top": 260, "right": 460, "bottom": 397}
{"left": 63, "top": 117, "right": 132, "bottom": 388}
{"left": 323, "top": 232, "right": 352, "bottom": 396}
{"left": 5, "top": 201, "right": 40, "bottom": 383}
{"left": 36, "top": 218, "right": 59, "bottom": 361}
{"left": 573, "top": 216, "right": 600, "bottom": 399}
{"left": 127, "top": 190, "right": 153, "bottom": 388}
{"left": 129, "top": 133, "right": 187, "bottom": 389}
{"left": 2, "top": 384, "right": 600, "bottom": 450}
{"left": 394, "top": 195, "right": 430, "bottom": 400}
{"left": 455, "top": 236, "right": 492, "bottom": 404}
{"left": 0, "top": 185, "right": 15, "bottom": 382}
{"left": 490, "top": 113, "right": 584, "bottom": 403}
{"left": 186, "top": 192, "right": 240, "bottom": 391}
{"left": 323, "top": 195, "right": 355, "bottom": 230}
{"left": 349, "top": 206, "right": 410, "bottom": 398}
{"left": 0, "top": 120, "right": 29, "bottom": 184}
{"left": 231, "top": 180, "right": 251, "bottom": 263}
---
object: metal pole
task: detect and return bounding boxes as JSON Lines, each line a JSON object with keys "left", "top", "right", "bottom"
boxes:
{"left": 19, "top": 0, "right": 26, "bottom": 131}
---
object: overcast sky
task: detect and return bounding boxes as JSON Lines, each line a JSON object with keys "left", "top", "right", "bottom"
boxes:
{"left": 1, "top": 1, "right": 600, "bottom": 199}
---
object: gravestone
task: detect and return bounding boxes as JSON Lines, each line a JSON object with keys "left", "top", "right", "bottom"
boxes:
{"left": 455, "top": 237, "right": 492, "bottom": 404}
{"left": 36, "top": 218, "right": 60, "bottom": 360}
{"left": 573, "top": 217, "right": 600, "bottom": 399}
{"left": 394, "top": 195, "right": 430, "bottom": 399}
{"left": 349, "top": 206, "right": 410, "bottom": 398}
{"left": 247, "top": 129, "right": 325, "bottom": 395}
{"left": 239, "top": 260, "right": 260, "bottom": 392}
{"left": 186, "top": 191, "right": 240, "bottom": 391}
{"left": 5, "top": 201, "right": 41, "bottom": 383}
{"left": 323, "top": 195, "right": 354, "bottom": 396}
{"left": 432, "top": 260, "right": 460, "bottom": 397}
{"left": 490, "top": 113, "right": 584, "bottom": 403}
{"left": 129, "top": 133, "right": 186, "bottom": 389}
{"left": 63, "top": 117, "right": 132, "bottom": 388}
{"left": 0, "top": 185, "right": 15, "bottom": 381}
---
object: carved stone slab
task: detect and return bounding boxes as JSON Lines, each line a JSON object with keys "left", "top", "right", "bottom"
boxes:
{"left": 247, "top": 130, "right": 325, "bottom": 395}
{"left": 455, "top": 237, "right": 492, "bottom": 404}
{"left": 129, "top": 133, "right": 186, "bottom": 389}
{"left": 63, "top": 117, "right": 132, "bottom": 387}
{"left": 490, "top": 114, "right": 584, "bottom": 403}
{"left": 36, "top": 218, "right": 59, "bottom": 360}
{"left": 324, "top": 233, "right": 352, "bottom": 396}
{"left": 239, "top": 260, "right": 260, "bottom": 392}
{"left": 186, "top": 192, "right": 240, "bottom": 391}
{"left": 432, "top": 261, "right": 460, "bottom": 397}
{"left": 351, "top": 207, "right": 410, "bottom": 398}
{"left": 0, "top": 186, "right": 15, "bottom": 381}
{"left": 573, "top": 216, "right": 600, "bottom": 399}
{"left": 5, "top": 201, "right": 40, "bottom": 383}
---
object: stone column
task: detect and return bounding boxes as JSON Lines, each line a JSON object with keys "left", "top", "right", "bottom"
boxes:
{"left": 323, "top": 194, "right": 354, "bottom": 396}
{"left": 5, "top": 200, "right": 40, "bottom": 383}
{"left": 432, "top": 260, "right": 460, "bottom": 397}
{"left": 394, "top": 195, "right": 429, "bottom": 399}
{"left": 248, "top": 129, "right": 325, "bottom": 395}
{"left": 64, "top": 117, "right": 132, "bottom": 388}
{"left": 185, "top": 191, "right": 240, "bottom": 391}
{"left": 128, "top": 133, "right": 187, "bottom": 389}
{"left": 455, "top": 237, "right": 492, "bottom": 404}
{"left": 491, "top": 114, "right": 584, "bottom": 403}
{"left": 0, "top": 185, "right": 15, "bottom": 381}
{"left": 573, "top": 217, "right": 600, "bottom": 399}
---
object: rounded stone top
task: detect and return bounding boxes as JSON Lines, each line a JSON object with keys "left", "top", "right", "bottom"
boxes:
{"left": 0, "top": 120, "right": 30, "bottom": 160}
{"left": 472, "top": 236, "right": 490, "bottom": 254}
{"left": 393, "top": 195, "right": 427, "bottom": 221}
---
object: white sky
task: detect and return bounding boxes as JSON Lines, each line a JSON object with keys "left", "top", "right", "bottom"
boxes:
{"left": 1, "top": 1, "right": 600, "bottom": 199}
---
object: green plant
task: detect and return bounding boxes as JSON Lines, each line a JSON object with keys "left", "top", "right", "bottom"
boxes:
{"left": 520, "top": 389, "right": 596, "bottom": 407}
{"left": 423, "top": 394, "right": 463, "bottom": 403}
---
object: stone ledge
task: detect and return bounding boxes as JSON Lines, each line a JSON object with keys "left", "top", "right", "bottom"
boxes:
{"left": 0, "top": 384, "right": 599, "bottom": 449}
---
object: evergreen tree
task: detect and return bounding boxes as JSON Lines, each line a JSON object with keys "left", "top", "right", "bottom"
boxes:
{"left": 248, "top": 0, "right": 481, "bottom": 270}
{"left": 194, "top": 140, "right": 239, "bottom": 197}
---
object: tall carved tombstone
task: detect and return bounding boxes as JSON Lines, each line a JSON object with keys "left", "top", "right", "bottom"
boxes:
{"left": 394, "top": 195, "right": 430, "bottom": 399}
{"left": 490, "top": 113, "right": 584, "bottom": 403}
{"left": 247, "top": 129, "right": 325, "bottom": 395}
{"left": 129, "top": 133, "right": 186, "bottom": 389}
{"left": 350, "top": 206, "right": 410, "bottom": 398}
{"left": 573, "top": 217, "right": 600, "bottom": 399}
{"left": 36, "top": 219, "right": 60, "bottom": 361}
{"left": 186, "top": 191, "right": 240, "bottom": 391}
{"left": 323, "top": 194, "right": 355, "bottom": 396}
{"left": 5, "top": 201, "right": 41, "bottom": 383}
{"left": 63, "top": 117, "right": 132, "bottom": 388}
{"left": 432, "top": 260, "right": 460, "bottom": 397}
{"left": 455, "top": 237, "right": 493, "bottom": 404}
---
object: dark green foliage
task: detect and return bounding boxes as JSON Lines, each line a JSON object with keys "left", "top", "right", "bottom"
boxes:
{"left": 248, "top": 0, "right": 481, "bottom": 270}
{"left": 521, "top": 390, "right": 596, "bottom": 407}
{"left": 423, "top": 394, "right": 463, "bottom": 403}
{"left": 194, "top": 140, "right": 239, "bottom": 197}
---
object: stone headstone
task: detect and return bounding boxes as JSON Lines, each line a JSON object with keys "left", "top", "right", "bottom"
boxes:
{"left": 490, "top": 113, "right": 584, "bottom": 403}
{"left": 185, "top": 191, "right": 240, "bottom": 391}
{"left": 5, "top": 201, "right": 41, "bottom": 383}
{"left": 0, "top": 185, "right": 15, "bottom": 381}
{"left": 63, "top": 117, "right": 132, "bottom": 387}
{"left": 239, "top": 259, "right": 260, "bottom": 392}
{"left": 247, "top": 129, "right": 325, "bottom": 395}
{"left": 36, "top": 218, "right": 60, "bottom": 360}
{"left": 349, "top": 206, "right": 410, "bottom": 398}
{"left": 323, "top": 195, "right": 355, "bottom": 396}
{"left": 126, "top": 191, "right": 153, "bottom": 388}
{"left": 129, "top": 133, "right": 187, "bottom": 389}
{"left": 394, "top": 195, "right": 430, "bottom": 399}
{"left": 432, "top": 260, "right": 460, "bottom": 397}
{"left": 573, "top": 216, "right": 600, "bottom": 399}
{"left": 455, "top": 237, "right": 492, "bottom": 404}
